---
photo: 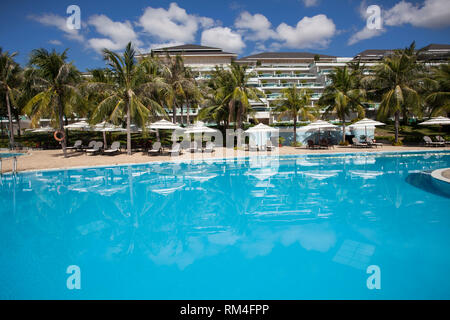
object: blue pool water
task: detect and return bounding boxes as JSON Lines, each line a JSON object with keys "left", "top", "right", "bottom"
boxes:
{"left": 0, "top": 153, "right": 24, "bottom": 159}
{"left": 0, "top": 151, "right": 449, "bottom": 299}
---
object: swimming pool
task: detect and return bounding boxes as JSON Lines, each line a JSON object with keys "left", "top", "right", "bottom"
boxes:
{"left": 1, "top": 151, "right": 449, "bottom": 299}
{"left": 0, "top": 152, "right": 24, "bottom": 159}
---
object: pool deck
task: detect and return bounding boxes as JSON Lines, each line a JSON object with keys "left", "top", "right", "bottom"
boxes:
{"left": 0, "top": 145, "right": 448, "bottom": 173}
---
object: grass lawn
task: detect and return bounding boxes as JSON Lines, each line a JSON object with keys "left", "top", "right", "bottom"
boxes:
{"left": 375, "top": 124, "right": 450, "bottom": 144}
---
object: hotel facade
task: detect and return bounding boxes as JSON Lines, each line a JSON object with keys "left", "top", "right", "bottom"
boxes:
{"left": 136, "top": 43, "right": 449, "bottom": 125}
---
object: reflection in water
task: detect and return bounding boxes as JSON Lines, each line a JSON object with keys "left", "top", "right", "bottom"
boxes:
{"left": 0, "top": 152, "right": 450, "bottom": 299}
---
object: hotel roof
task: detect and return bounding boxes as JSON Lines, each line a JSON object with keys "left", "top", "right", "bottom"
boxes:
{"left": 237, "top": 52, "right": 336, "bottom": 61}
{"left": 151, "top": 44, "right": 236, "bottom": 56}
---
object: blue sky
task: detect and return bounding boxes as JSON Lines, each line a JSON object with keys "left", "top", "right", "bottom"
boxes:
{"left": 1, "top": 0, "right": 449, "bottom": 71}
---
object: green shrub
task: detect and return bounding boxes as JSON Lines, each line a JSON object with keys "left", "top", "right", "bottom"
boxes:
{"left": 339, "top": 141, "right": 349, "bottom": 146}
{"left": 291, "top": 141, "right": 302, "bottom": 147}
{"left": 392, "top": 140, "right": 403, "bottom": 146}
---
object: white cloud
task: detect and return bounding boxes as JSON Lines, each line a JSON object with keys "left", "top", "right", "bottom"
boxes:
{"left": 87, "top": 15, "right": 141, "bottom": 52}
{"left": 201, "top": 27, "right": 246, "bottom": 53}
{"left": 235, "top": 11, "right": 277, "bottom": 41}
{"left": 302, "top": 0, "right": 320, "bottom": 7}
{"left": 48, "top": 40, "right": 62, "bottom": 46}
{"left": 348, "top": 27, "right": 386, "bottom": 45}
{"left": 29, "top": 13, "right": 84, "bottom": 42}
{"left": 138, "top": 2, "right": 216, "bottom": 43}
{"left": 384, "top": 0, "right": 450, "bottom": 28}
{"left": 275, "top": 14, "right": 336, "bottom": 49}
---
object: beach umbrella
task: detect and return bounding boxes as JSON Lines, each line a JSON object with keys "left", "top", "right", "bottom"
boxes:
{"left": 419, "top": 116, "right": 450, "bottom": 136}
{"left": 184, "top": 121, "right": 218, "bottom": 134}
{"left": 93, "top": 122, "right": 126, "bottom": 148}
{"left": 31, "top": 126, "right": 54, "bottom": 133}
{"left": 148, "top": 119, "right": 184, "bottom": 142}
{"left": 245, "top": 123, "right": 278, "bottom": 147}
{"left": 349, "top": 118, "right": 385, "bottom": 140}
{"left": 302, "top": 120, "right": 338, "bottom": 144}
{"left": 64, "top": 120, "right": 91, "bottom": 131}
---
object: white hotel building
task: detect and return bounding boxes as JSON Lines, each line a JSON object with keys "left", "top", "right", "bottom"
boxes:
{"left": 141, "top": 43, "right": 450, "bottom": 125}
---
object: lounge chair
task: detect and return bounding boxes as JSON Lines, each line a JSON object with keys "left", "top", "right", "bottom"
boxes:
{"left": 319, "top": 138, "right": 331, "bottom": 149}
{"left": 352, "top": 137, "right": 370, "bottom": 148}
{"left": 249, "top": 141, "right": 259, "bottom": 152}
{"left": 436, "top": 136, "right": 450, "bottom": 145}
{"left": 148, "top": 142, "right": 162, "bottom": 156}
{"left": 103, "top": 141, "right": 121, "bottom": 155}
{"left": 204, "top": 142, "right": 215, "bottom": 153}
{"left": 82, "top": 140, "right": 96, "bottom": 151}
{"left": 266, "top": 140, "right": 276, "bottom": 151}
{"left": 307, "top": 140, "right": 319, "bottom": 149}
{"left": 66, "top": 140, "right": 82, "bottom": 151}
{"left": 86, "top": 141, "right": 103, "bottom": 155}
{"left": 366, "top": 137, "right": 383, "bottom": 148}
{"left": 423, "top": 136, "right": 444, "bottom": 147}
{"left": 168, "top": 143, "right": 181, "bottom": 156}
{"left": 189, "top": 141, "right": 202, "bottom": 153}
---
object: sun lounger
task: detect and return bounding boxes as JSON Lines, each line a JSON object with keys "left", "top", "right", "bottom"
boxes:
{"left": 204, "top": 142, "right": 215, "bottom": 153}
{"left": 81, "top": 140, "right": 96, "bottom": 151}
{"left": 189, "top": 141, "right": 202, "bottom": 153}
{"left": 307, "top": 140, "right": 319, "bottom": 149}
{"left": 148, "top": 142, "right": 162, "bottom": 156}
{"left": 423, "top": 136, "right": 444, "bottom": 147}
{"left": 436, "top": 136, "right": 450, "bottom": 145}
{"left": 366, "top": 137, "right": 383, "bottom": 148}
{"left": 249, "top": 141, "right": 259, "bottom": 152}
{"left": 266, "top": 140, "right": 276, "bottom": 151}
{"left": 66, "top": 140, "right": 82, "bottom": 151}
{"left": 86, "top": 141, "right": 103, "bottom": 155}
{"left": 319, "top": 138, "right": 331, "bottom": 149}
{"left": 103, "top": 141, "right": 121, "bottom": 155}
{"left": 352, "top": 137, "right": 370, "bottom": 148}
{"left": 168, "top": 143, "right": 181, "bottom": 156}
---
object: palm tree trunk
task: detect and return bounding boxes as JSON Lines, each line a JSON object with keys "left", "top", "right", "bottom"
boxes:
{"left": 180, "top": 103, "right": 184, "bottom": 125}
{"left": 341, "top": 117, "right": 346, "bottom": 143}
{"left": 293, "top": 115, "right": 297, "bottom": 144}
{"left": 5, "top": 89, "right": 15, "bottom": 150}
{"left": 394, "top": 111, "right": 400, "bottom": 143}
{"left": 57, "top": 95, "right": 67, "bottom": 157}
{"left": 186, "top": 100, "right": 190, "bottom": 124}
{"left": 172, "top": 104, "right": 177, "bottom": 124}
{"left": 127, "top": 102, "right": 131, "bottom": 155}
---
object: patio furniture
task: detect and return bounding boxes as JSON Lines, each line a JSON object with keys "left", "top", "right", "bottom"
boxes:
{"left": 423, "top": 136, "right": 445, "bottom": 147}
{"left": 66, "top": 140, "right": 82, "bottom": 151}
{"left": 167, "top": 143, "right": 181, "bottom": 156}
{"left": 436, "top": 136, "right": 450, "bottom": 145}
{"left": 204, "top": 142, "right": 215, "bottom": 153}
{"left": 148, "top": 142, "right": 162, "bottom": 156}
{"left": 81, "top": 140, "right": 96, "bottom": 151}
{"left": 103, "top": 141, "right": 121, "bottom": 155}
{"left": 307, "top": 140, "right": 319, "bottom": 149}
{"left": 86, "top": 141, "right": 103, "bottom": 155}
{"left": 189, "top": 141, "right": 202, "bottom": 153}
{"left": 352, "top": 137, "right": 370, "bottom": 148}
{"left": 366, "top": 137, "right": 383, "bottom": 148}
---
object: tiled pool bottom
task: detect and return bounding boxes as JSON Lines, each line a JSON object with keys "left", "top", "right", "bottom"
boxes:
{"left": 0, "top": 152, "right": 449, "bottom": 299}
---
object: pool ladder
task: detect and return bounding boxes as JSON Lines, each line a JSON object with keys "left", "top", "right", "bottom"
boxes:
{"left": 0, "top": 156, "right": 18, "bottom": 175}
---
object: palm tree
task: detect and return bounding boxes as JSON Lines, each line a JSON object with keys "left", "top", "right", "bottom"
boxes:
{"left": 365, "top": 44, "right": 422, "bottom": 143}
{"left": 24, "top": 48, "right": 82, "bottom": 156}
{"left": 273, "top": 85, "right": 316, "bottom": 145}
{"left": 319, "top": 66, "right": 365, "bottom": 143}
{"left": 424, "top": 64, "right": 450, "bottom": 117}
{"left": 212, "top": 63, "right": 264, "bottom": 129}
{"left": 162, "top": 54, "right": 194, "bottom": 124}
{"left": 0, "top": 48, "right": 22, "bottom": 149}
{"left": 90, "top": 42, "right": 165, "bottom": 155}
